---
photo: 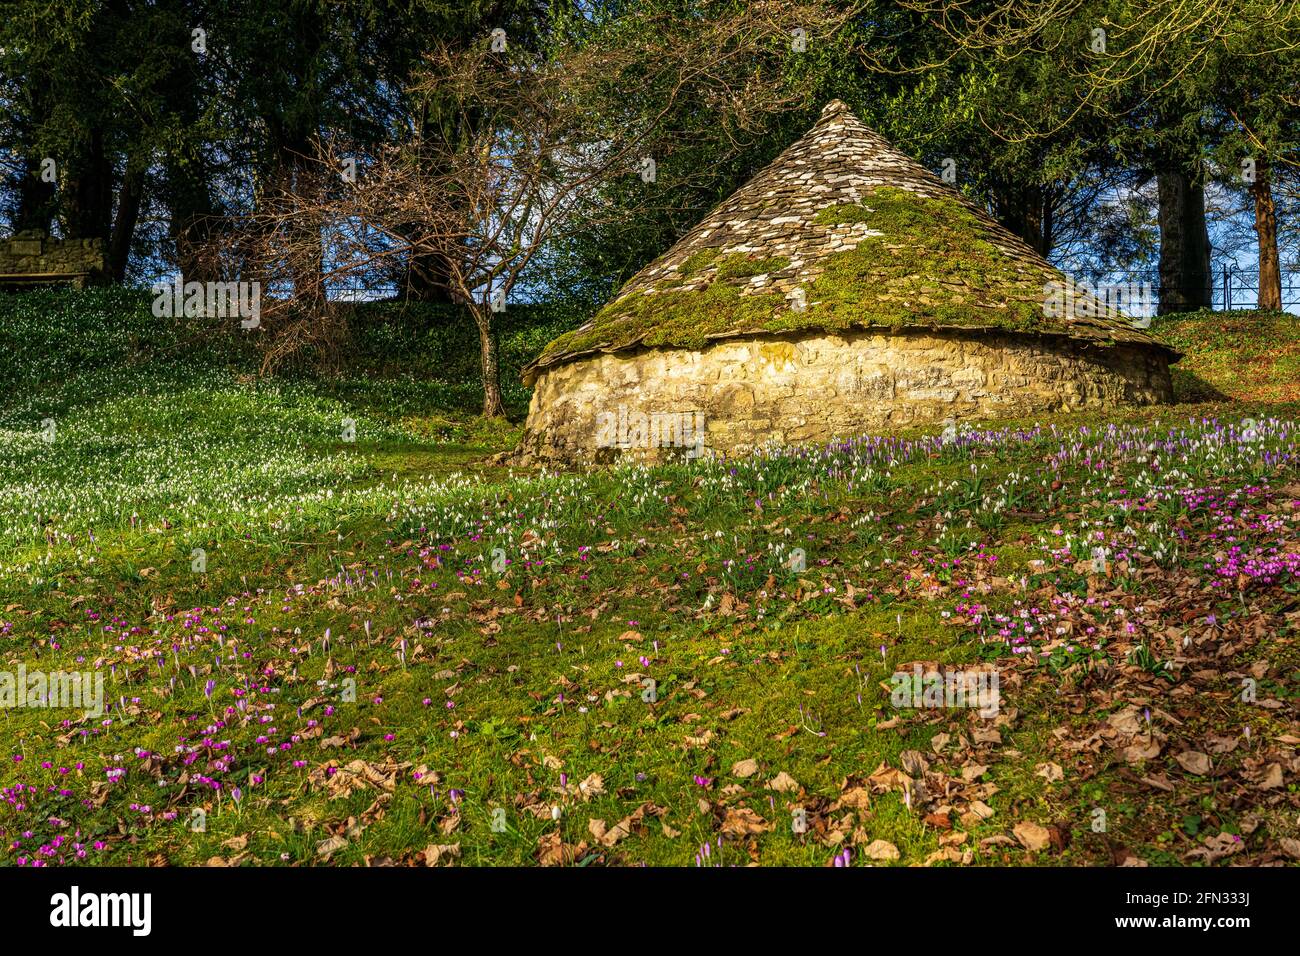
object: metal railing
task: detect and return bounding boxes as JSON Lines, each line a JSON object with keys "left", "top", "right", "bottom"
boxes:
{"left": 1067, "top": 265, "right": 1300, "bottom": 313}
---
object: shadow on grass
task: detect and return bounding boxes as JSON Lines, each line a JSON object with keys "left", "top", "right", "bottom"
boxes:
{"left": 1171, "top": 368, "right": 1230, "bottom": 403}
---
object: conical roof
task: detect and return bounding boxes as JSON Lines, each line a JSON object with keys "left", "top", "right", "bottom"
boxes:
{"left": 524, "top": 100, "right": 1174, "bottom": 383}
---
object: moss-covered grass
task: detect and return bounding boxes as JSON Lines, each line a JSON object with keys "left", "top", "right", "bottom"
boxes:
{"left": 715, "top": 254, "right": 790, "bottom": 281}
{"left": 1155, "top": 309, "right": 1300, "bottom": 403}
{"left": 677, "top": 248, "right": 720, "bottom": 277}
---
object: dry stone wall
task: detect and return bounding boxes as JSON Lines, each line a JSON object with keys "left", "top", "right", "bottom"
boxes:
{"left": 0, "top": 231, "right": 106, "bottom": 284}
{"left": 517, "top": 330, "right": 1174, "bottom": 464}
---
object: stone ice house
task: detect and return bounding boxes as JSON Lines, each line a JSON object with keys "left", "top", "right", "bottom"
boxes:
{"left": 517, "top": 100, "right": 1177, "bottom": 463}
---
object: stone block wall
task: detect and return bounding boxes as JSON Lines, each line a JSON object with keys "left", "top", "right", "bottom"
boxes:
{"left": 0, "top": 232, "right": 106, "bottom": 283}
{"left": 516, "top": 330, "right": 1175, "bottom": 464}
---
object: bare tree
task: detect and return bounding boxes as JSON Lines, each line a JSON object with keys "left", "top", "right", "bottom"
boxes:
{"left": 224, "top": 0, "right": 852, "bottom": 415}
{"left": 220, "top": 156, "right": 344, "bottom": 371}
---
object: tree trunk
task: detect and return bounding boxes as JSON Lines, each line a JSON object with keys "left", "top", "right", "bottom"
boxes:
{"left": 13, "top": 153, "right": 57, "bottom": 234}
{"left": 991, "top": 181, "right": 1050, "bottom": 256}
{"left": 261, "top": 0, "right": 327, "bottom": 303}
{"left": 61, "top": 126, "right": 114, "bottom": 242}
{"left": 159, "top": 23, "right": 220, "bottom": 284}
{"left": 404, "top": 249, "right": 458, "bottom": 303}
{"left": 263, "top": 132, "right": 326, "bottom": 303}
{"left": 161, "top": 145, "right": 221, "bottom": 282}
{"left": 1250, "top": 156, "right": 1282, "bottom": 311}
{"left": 10, "top": 82, "right": 56, "bottom": 234}
{"left": 1156, "top": 168, "right": 1212, "bottom": 314}
{"left": 473, "top": 305, "right": 506, "bottom": 418}
{"left": 107, "top": 157, "right": 146, "bottom": 281}
{"left": 170, "top": 201, "right": 219, "bottom": 284}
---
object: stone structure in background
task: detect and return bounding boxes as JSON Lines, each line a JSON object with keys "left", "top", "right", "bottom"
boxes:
{"left": 517, "top": 100, "right": 1179, "bottom": 464}
{"left": 0, "top": 230, "right": 107, "bottom": 289}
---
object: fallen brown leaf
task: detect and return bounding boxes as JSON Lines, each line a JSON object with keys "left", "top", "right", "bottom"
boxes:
{"left": 1013, "top": 821, "right": 1051, "bottom": 852}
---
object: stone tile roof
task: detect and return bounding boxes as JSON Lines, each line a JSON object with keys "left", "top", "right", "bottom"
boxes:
{"left": 525, "top": 100, "right": 1176, "bottom": 382}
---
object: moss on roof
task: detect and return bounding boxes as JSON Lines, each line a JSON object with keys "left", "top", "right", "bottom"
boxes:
{"left": 525, "top": 103, "right": 1175, "bottom": 383}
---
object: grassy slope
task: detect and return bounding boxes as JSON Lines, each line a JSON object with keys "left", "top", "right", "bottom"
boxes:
{"left": 1156, "top": 309, "right": 1300, "bottom": 403}
{"left": 0, "top": 294, "right": 1297, "bottom": 868}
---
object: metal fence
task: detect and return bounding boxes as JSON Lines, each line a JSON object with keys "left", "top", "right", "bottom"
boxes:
{"left": 1069, "top": 266, "right": 1300, "bottom": 313}
{"left": 1216, "top": 266, "right": 1300, "bottom": 311}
